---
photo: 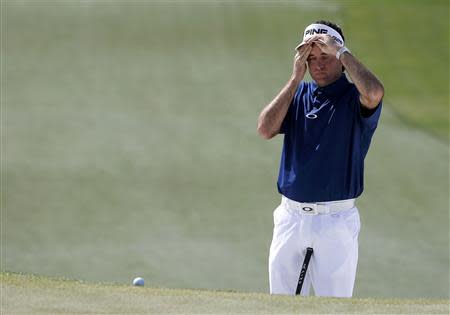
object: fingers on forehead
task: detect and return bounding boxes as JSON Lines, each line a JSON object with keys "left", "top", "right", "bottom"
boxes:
{"left": 306, "top": 34, "right": 323, "bottom": 41}
{"left": 307, "top": 34, "right": 330, "bottom": 43}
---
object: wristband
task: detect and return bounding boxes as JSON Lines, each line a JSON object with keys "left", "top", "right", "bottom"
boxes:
{"left": 336, "top": 46, "right": 350, "bottom": 60}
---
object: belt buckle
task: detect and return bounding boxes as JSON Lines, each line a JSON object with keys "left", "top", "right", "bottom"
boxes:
{"left": 300, "top": 203, "right": 318, "bottom": 215}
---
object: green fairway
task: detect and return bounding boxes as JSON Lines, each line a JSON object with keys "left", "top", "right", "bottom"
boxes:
{"left": 2, "top": 272, "right": 449, "bottom": 314}
{"left": 2, "top": 0, "right": 449, "bottom": 301}
{"left": 342, "top": 0, "right": 448, "bottom": 140}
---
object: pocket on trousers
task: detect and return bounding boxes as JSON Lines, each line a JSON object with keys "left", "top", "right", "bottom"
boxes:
{"left": 342, "top": 208, "right": 361, "bottom": 239}
{"left": 273, "top": 205, "right": 290, "bottom": 227}
{"left": 273, "top": 205, "right": 283, "bottom": 226}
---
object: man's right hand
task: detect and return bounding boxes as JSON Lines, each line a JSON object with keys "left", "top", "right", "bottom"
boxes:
{"left": 257, "top": 40, "right": 312, "bottom": 140}
{"left": 292, "top": 43, "right": 312, "bottom": 83}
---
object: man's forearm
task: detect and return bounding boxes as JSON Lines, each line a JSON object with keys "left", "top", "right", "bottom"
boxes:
{"left": 257, "top": 78, "right": 300, "bottom": 139}
{"left": 257, "top": 42, "right": 311, "bottom": 139}
{"left": 340, "top": 52, "right": 384, "bottom": 109}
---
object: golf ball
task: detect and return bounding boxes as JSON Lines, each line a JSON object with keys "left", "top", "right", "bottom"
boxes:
{"left": 133, "top": 277, "right": 144, "bottom": 286}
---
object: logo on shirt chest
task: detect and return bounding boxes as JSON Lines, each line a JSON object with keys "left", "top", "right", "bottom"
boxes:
{"left": 305, "top": 100, "right": 331, "bottom": 119}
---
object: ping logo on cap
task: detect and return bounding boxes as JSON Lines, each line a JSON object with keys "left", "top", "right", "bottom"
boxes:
{"left": 302, "top": 23, "right": 344, "bottom": 47}
{"left": 305, "top": 28, "right": 328, "bottom": 36}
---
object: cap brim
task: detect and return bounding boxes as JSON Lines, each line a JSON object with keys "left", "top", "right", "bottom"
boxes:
{"left": 295, "top": 41, "right": 306, "bottom": 51}
{"left": 295, "top": 38, "right": 328, "bottom": 51}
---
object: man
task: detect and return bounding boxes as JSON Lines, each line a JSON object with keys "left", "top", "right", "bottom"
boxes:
{"left": 257, "top": 20, "right": 384, "bottom": 297}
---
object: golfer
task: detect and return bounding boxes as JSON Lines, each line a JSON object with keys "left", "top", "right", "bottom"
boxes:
{"left": 257, "top": 20, "right": 384, "bottom": 297}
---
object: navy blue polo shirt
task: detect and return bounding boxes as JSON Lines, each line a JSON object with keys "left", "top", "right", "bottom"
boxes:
{"left": 277, "top": 73, "right": 382, "bottom": 202}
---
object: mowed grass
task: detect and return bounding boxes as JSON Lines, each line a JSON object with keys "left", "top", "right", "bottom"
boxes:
{"left": 2, "top": 272, "right": 449, "bottom": 314}
{"left": 341, "top": 0, "right": 449, "bottom": 140}
{"left": 2, "top": 0, "right": 449, "bottom": 302}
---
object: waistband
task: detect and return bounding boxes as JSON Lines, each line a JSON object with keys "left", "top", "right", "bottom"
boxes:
{"left": 281, "top": 196, "right": 356, "bottom": 215}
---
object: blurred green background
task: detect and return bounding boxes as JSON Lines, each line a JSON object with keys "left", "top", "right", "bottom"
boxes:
{"left": 2, "top": 0, "right": 448, "bottom": 298}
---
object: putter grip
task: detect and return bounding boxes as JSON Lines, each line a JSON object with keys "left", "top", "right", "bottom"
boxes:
{"left": 295, "top": 247, "right": 314, "bottom": 295}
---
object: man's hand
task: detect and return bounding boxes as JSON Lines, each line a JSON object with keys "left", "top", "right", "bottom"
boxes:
{"left": 292, "top": 42, "right": 312, "bottom": 83}
{"left": 309, "top": 34, "right": 341, "bottom": 56}
{"left": 257, "top": 39, "right": 315, "bottom": 139}
{"left": 307, "top": 34, "right": 384, "bottom": 109}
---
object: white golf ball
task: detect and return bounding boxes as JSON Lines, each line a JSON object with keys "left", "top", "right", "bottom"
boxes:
{"left": 133, "top": 277, "right": 144, "bottom": 286}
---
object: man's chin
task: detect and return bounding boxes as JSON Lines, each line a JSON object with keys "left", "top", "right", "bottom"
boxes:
{"left": 312, "top": 71, "right": 343, "bottom": 86}
{"left": 312, "top": 76, "right": 329, "bottom": 87}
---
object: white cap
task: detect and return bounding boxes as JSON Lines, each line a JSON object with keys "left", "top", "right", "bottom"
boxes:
{"left": 295, "top": 23, "right": 344, "bottom": 50}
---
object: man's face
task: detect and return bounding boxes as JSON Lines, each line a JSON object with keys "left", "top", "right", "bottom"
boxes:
{"left": 307, "top": 44, "right": 343, "bottom": 87}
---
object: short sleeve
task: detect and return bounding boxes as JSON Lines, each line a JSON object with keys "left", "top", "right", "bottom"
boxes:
{"left": 360, "top": 101, "right": 382, "bottom": 131}
{"left": 279, "top": 100, "right": 294, "bottom": 134}
{"left": 279, "top": 83, "right": 302, "bottom": 134}
{"left": 352, "top": 92, "right": 382, "bottom": 158}
{"left": 353, "top": 90, "right": 382, "bottom": 132}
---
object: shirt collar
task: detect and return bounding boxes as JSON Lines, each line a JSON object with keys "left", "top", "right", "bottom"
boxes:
{"left": 312, "top": 73, "right": 350, "bottom": 98}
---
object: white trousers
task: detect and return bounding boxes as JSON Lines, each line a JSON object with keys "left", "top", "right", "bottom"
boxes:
{"left": 268, "top": 200, "right": 360, "bottom": 297}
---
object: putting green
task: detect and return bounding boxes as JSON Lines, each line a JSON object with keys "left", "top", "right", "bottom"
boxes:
{"left": 2, "top": 272, "right": 449, "bottom": 314}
